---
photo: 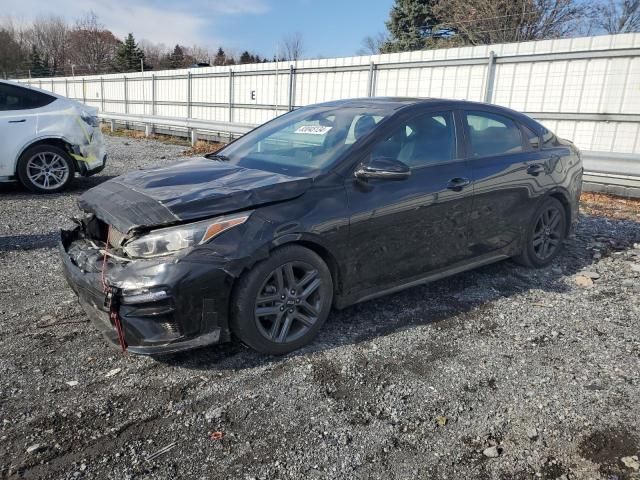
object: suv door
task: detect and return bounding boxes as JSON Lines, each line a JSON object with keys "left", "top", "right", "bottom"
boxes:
{"left": 344, "top": 109, "right": 474, "bottom": 296}
{"left": 463, "top": 109, "right": 553, "bottom": 257}
{"left": 0, "top": 83, "right": 55, "bottom": 177}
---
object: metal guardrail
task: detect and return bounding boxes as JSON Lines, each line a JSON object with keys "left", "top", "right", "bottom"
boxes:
{"left": 582, "top": 152, "right": 640, "bottom": 197}
{"left": 99, "top": 112, "right": 255, "bottom": 144}
{"left": 100, "top": 112, "right": 640, "bottom": 198}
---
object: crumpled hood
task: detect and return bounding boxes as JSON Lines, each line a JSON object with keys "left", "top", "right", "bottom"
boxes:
{"left": 78, "top": 158, "right": 313, "bottom": 234}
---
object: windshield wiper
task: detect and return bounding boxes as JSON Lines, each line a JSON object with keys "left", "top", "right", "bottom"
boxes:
{"left": 204, "top": 153, "right": 230, "bottom": 161}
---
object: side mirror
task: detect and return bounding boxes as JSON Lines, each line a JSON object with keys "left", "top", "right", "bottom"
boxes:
{"left": 354, "top": 157, "right": 411, "bottom": 181}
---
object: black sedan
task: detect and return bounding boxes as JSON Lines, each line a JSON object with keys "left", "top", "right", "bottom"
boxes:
{"left": 60, "top": 98, "right": 583, "bottom": 355}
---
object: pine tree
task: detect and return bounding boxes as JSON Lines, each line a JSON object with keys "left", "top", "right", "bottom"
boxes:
{"left": 169, "top": 44, "right": 185, "bottom": 69}
{"left": 381, "top": 0, "right": 442, "bottom": 53}
{"left": 29, "top": 46, "right": 47, "bottom": 77}
{"left": 239, "top": 51, "right": 252, "bottom": 64}
{"left": 213, "top": 47, "right": 226, "bottom": 66}
{"left": 115, "top": 33, "right": 148, "bottom": 72}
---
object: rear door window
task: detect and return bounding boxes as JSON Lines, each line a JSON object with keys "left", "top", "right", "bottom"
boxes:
{"left": 465, "top": 111, "right": 525, "bottom": 158}
{"left": 0, "top": 83, "right": 56, "bottom": 111}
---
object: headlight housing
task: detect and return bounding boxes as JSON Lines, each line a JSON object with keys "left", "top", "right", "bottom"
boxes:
{"left": 80, "top": 110, "right": 99, "bottom": 128}
{"left": 122, "top": 212, "right": 250, "bottom": 259}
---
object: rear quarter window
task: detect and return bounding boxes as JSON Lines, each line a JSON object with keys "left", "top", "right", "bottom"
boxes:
{"left": 523, "top": 125, "right": 540, "bottom": 149}
{"left": 0, "top": 83, "right": 56, "bottom": 111}
{"left": 541, "top": 129, "right": 559, "bottom": 148}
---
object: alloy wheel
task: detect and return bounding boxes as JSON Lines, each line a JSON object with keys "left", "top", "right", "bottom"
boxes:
{"left": 254, "top": 261, "right": 323, "bottom": 344}
{"left": 26, "top": 152, "right": 70, "bottom": 191}
{"left": 532, "top": 206, "right": 563, "bottom": 260}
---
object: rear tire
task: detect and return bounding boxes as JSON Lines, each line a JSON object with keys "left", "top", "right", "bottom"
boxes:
{"left": 514, "top": 197, "right": 567, "bottom": 268}
{"left": 230, "top": 245, "right": 333, "bottom": 355}
{"left": 17, "top": 144, "right": 75, "bottom": 194}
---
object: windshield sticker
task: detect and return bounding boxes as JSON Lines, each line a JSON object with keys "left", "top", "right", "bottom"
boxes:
{"left": 295, "top": 125, "right": 333, "bottom": 135}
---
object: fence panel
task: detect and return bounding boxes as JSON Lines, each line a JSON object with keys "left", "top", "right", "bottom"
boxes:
{"left": 15, "top": 32, "right": 640, "bottom": 157}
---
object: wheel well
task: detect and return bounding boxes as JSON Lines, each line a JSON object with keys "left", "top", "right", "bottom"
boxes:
{"left": 18, "top": 138, "right": 73, "bottom": 164}
{"left": 295, "top": 240, "right": 343, "bottom": 296}
{"left": 549, "top": 192, "right": 572, "bottom": 232}
{"left": 229, "top": 240, "right": 343, "bottom": 308}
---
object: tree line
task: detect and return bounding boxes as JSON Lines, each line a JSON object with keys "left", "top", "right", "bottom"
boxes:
{"left": 2, "top": 1, "right": 638, "bottom": 79}
{"left": 0, "top": 12, "right": 281, "bottom": 79}
{"left": 360, "top": 0, "right": 640, "bottom": 54}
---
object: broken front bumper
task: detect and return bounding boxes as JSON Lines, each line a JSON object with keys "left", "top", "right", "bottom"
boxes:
{"left": 59, "top": 227, "right": 234, "bottom": 355}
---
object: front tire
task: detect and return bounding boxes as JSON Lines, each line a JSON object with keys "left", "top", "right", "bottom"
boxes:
{"left": 231, "top": 245, "right": 333, "bottom": 355}
{"left": 514, "top": 197, "right": 567, "bottom": 268}
{"left": 17, "top": 145, "right": 75, "bottom": 194}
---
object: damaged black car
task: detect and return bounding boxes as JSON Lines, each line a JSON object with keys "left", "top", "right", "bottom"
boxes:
{"left": 60, "top": 98, "right": 582, "bottom": 355}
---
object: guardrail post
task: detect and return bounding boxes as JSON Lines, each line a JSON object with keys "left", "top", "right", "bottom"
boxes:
{"left": 367, "top": 61, "right": 377, "bottom": 97}
{"left": 288, "top": 65, "right": 295, "bottom": 111}
{"left": 145, "top": 124, "right": 153, "bottom": 137}
{"left": 82, "top": 78, "right": 86, "bottom": 104}
{"left": 484, "top": 51, "right": 497, "bottom": 103}
{"left": 228, "top": 69, "right": 234, "bottom": 122}
{"left": 65, "top": 78, "right": 68, "bottom": 98}
{"left": 110, "top": 119, "right": 116, "bottom": 132}
{"left": 100, "top": 77, "right": 104, "bottom": 112}
{"left": 190, "top": 129, "right": 198, "bottom": 146}
{"left": 187, "top": 71, "right": 193, "bottom": 119}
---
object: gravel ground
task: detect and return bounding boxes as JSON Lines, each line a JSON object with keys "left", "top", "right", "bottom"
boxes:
{"left": 1, "top": 135, "right": 640, "bottom": 480}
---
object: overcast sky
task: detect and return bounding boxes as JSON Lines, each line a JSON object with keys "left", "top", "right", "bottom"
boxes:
{"left": 3, "top": 0, "right": 393, "bottom": 58}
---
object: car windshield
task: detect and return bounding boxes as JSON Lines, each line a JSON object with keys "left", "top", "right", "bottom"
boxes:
{"left": 215, "top": 105, "right": 389, "bottom": 176}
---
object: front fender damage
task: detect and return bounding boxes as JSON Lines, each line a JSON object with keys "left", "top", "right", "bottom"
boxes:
{"left": 60, "top": 213, "right": 274, "bottom": 354}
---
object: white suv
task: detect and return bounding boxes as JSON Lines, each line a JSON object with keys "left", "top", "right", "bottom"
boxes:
{"left": 0, "top": 80, "right": 107, "bottom": 193}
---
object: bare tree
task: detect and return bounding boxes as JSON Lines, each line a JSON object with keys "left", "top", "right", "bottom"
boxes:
{"left": 139, "top": 39, "right": 170, "bottom": 70}
{"left": 68, "top": 12, "right": 120, "bottom": 74}
{"left": 0, "top": 19, "right": 29, "bottom": 76}
{"left": 281, "top": 32, "right": 305, "bottom": 61}
{"left": 186, "top": 44, "right": 213, "bottom": 64}
{"left": 358, "top": 32, "right": 388, "bottom": 55}
{"left": 591, "top": 0, "right": 640, "bottom": 33}
{"left": 27, "top": 15, "right": 69, "bottom": 75}
{"left": 434, "top": 0, "right": 584, "bottom": 45}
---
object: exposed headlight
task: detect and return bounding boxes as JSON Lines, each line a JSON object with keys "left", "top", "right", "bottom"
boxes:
{"left": 122, "top": 212, "right": 250, "bottom": 259}
{"left": 80, "top": 110, "right": 99, "bottom": 128}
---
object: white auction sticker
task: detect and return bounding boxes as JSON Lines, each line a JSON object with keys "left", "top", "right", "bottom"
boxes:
{"left": 295, "top": 125, "right": 332, "bottom": 135}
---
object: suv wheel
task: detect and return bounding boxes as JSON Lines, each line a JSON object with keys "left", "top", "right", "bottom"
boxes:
{"left": 515, "top": 197, "right": 567, "bottom": 268}
{"left": 17, "top": 144, "right": 75, "bottom": 193}
{"left": 231, "top": 245, "right": 333, "bottom": 355}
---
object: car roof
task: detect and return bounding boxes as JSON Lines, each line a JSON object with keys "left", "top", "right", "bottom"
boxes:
{"left": 311, "top": 97, "right": 540, "bottom": 129}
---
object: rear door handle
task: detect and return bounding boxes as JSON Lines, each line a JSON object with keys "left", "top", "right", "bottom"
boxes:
{"left": 8, "top": 119, "right": 26, "bottom": 123}
{"left": 527, "top": 163, "right": 545, "bottom": 176}
{"left": 446, "top": 177, "right": 471, "bottom": 191}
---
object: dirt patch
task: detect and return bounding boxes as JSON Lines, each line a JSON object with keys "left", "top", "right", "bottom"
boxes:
{"left": 181, "top": 140, "right": 223, "bottom": 156}
{"left": 579, "top": 428, "right": 640, "bottom": 479}
{"left": 581, "top": 192, "right": 640, "bottom": 221}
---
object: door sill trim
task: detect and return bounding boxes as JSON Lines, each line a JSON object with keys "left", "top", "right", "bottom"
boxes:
{"left": 335, "top": 252, "right": 510, "bottom": 309}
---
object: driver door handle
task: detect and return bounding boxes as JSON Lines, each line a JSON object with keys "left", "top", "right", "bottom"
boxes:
{"left": 446, "top": 177, "right": 470, "bottom": 191}
{"left": 8, "top": 119, "right": 26, "bottom": 123}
